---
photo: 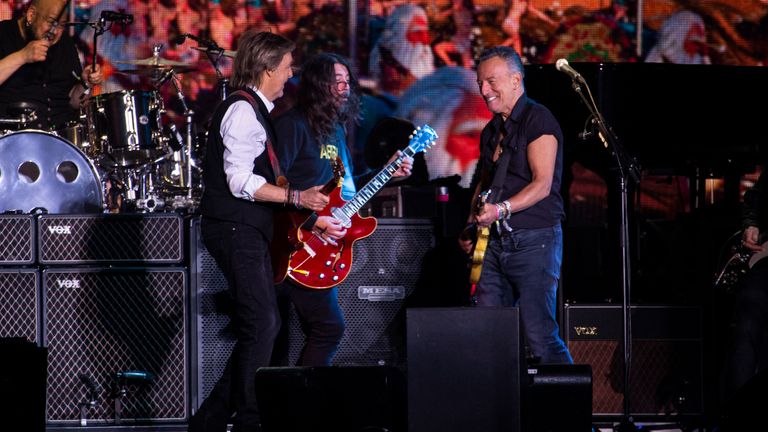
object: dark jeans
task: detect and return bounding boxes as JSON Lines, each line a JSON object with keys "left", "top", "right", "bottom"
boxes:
{"left": 723, "top": 264, "right": 768, "bottom": 400}
{"left": 283, "top": 279, "right": 345, "bottom": 366}
{"left": 190, "top": 219, "right": 280, "bottom": 432}
{"left": 475, "top": 224, "right": 573, "bottom": 364}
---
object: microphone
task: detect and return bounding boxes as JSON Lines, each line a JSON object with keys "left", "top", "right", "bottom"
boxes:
{"left": 174, "top": 33, "right": 220, "bottom": 51}
{"left": 100, "top": 10, "right": 134, "bottom": 24}
{"left": 78, "top": 373, "right": 100, "bottom": 404}
{"left": 555, "top": 58, "right": 584, "bottom": 82}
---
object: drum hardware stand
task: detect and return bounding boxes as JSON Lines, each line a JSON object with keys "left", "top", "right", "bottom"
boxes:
{"left": 0, "top": 110, "right": 37, "bottom": 128}
{"left": 162, "top": 68, "right": 195, "bottom": 201}
{"left": 562, "top": 65, "right": 643, "bottom": 432}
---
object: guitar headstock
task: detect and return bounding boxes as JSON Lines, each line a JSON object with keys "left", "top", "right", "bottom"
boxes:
{"left": 406, "top": 124, "right": 438, "bottom": 155}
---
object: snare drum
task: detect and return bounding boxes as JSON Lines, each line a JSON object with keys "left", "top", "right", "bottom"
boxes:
{"left": 0, "top": 130, "right": 103, "bottom": 213}
{"left": 84, "top": 90, "right": 165, "bottom": 166}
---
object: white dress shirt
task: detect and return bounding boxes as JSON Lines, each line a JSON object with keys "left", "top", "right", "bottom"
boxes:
{"left": 220, "top": 88, "right": 275, "bottom": 200}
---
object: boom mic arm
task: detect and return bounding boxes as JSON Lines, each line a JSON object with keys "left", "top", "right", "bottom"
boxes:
{"left": 173, "top": 33, "right": 220, "bottom": 51}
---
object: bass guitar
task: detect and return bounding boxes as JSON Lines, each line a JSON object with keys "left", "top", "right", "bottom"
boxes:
{"left": 283, "top": 125, "right": 437, "bottom": 289}
{"left": 272, "top": 157, "right": 344, "bottom": 284}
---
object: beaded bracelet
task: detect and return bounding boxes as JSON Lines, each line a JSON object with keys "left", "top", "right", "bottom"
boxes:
{"left": 502, "top": 200, "right": 512, "bottom": 218}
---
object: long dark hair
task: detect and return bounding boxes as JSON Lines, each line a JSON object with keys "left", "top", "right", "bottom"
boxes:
{"left": 231, "top": 30, "right": 294, "bottom": 90}
{"left": 297, "top": 53, "right": 360, "bottom": 144}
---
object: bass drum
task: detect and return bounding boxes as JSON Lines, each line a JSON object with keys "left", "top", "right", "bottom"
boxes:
{"left": 0, "top": 130, "right": 103, "bottom": 213}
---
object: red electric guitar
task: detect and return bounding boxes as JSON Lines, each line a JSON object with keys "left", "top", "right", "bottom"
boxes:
{"left": 280, "top": 124, "right": 438, "bottom": 289}
{"left": 272, "top": 157, "right": 345, "bottom": 284}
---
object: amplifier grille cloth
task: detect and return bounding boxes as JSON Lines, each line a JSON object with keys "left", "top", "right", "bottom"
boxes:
{"left": 288, "top": 222, "right": 434, "bottom": 366}
{"left": 0, "top": 215, "right": 34, "bottom": 264}
{"left": 44, "top": 269, "right": 187, "bottom": 423}
{"left": 39, "top": 215, "right": 183, "bottom": 263}
{"left": 0, "top": 270, "right": 39, "bottom": 344}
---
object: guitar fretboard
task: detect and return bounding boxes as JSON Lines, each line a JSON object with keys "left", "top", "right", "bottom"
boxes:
{"left": 338, "top": 146, "right": 417, "bottom": 219}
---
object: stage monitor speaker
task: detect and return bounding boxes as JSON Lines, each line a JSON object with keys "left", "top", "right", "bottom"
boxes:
{"left": 0, "top": 214, "right": 35, "bottom": 265}
{"left": 189, "top": 216, "right": 236, "bottom": 411}
{"left": 286, "top": 218, "right": 434, "bottom": 367}
{"left": 0, "top": 338, "right": 47, "bottom": 432}
{"left": 255, "top": 366, "right": 406, "bottom": 432}
{"left": 38, "top": 214, "right": 183, "bottom": 264}
{"left": 407, "top": 307, "right": 523, "bottom": 432}
{"left": 43, "top": 267, "right": 188, "bottom": 423}
{"left": 565, "top": 304, "right": 703, "bottom": 417}
{"left": 0, "top": 268, "right": 40, "bottom": 345}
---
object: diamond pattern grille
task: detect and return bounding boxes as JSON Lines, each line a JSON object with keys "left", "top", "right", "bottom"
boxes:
{"left": 287, "top": 220, "right": 434, "bottom": 367}
{"left": 0, "top": 270, "right": 39, "bottom": 343}
{"left": 0, "top": 215, "right": 34, "bottom": 264}
{"left": 39, "top": 214, "right": 183, "bottom": 264}
{"left": 44, "top": 268, "right": 187, "bottom": 423}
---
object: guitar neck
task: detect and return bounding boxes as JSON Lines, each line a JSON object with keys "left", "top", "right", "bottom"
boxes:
{"left": 338, "top": 146, "right": 416, "bottom": 218}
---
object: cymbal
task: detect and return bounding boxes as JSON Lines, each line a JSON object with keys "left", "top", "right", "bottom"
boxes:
{"left": 116, "top": 66, "right": 197, "bottom": 77}
{"left": 115, "top": 55, "right": 192, "bottom": 68}
{"left": 192, "top": 46, "right": 236, "bottom": 58}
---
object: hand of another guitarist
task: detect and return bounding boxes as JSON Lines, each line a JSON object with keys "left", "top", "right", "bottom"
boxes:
{"left": 389, "top": 150, "right": 413, "bottom": 179}
{"left": 312, "top": 215, "right": 346, "bottom": 246}
{"left": 743, "top": 226, "right": 764, "bottom": 252}
{"left": 299, "top": 185, "right": 330, "bottom": 212}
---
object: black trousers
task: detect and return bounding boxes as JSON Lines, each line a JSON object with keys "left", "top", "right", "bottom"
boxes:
{"left": 190, "top": 219, "right": 280, "bottom": 432}
{"left": 281, "top": 279, "right": 345, "bottom": 366}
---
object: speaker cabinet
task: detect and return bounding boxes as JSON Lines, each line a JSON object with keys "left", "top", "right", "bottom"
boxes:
{"left": 38, "top": 214, "right": 183, "bottom": 264}
{"left": 0, "top": 214, "right": 35, "bottom": 265}
{"left": 189, "top": 217, "right": 236, "bottom": 411}
{"left": 565, "top": 304, "right": 703, "bottom": 416}
{"left": 43, "top": 267, "right": 188, "bottom": 423}
{"left": 287, "top": 218, "right": 434, "bottom": 367}
{"left": 407, "top": 307, "right": 523, "bottom": 432}
{"left": 255, "top": 366, "right": 406, "bottom": 432}
{"left": 0, "top": 268, "right": 40, "bottom": 344}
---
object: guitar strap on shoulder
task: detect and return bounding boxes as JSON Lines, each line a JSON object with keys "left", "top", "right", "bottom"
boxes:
{"left": 230, "top": 90, "right": 284, "bottom": 181}
{"left": 488, "top": 100, "right": 533, "bottom": 203}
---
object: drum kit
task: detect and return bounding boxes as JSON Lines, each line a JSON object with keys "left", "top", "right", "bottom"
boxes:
{"left": 0, "top": 41, "right": 235, "bottom": 215}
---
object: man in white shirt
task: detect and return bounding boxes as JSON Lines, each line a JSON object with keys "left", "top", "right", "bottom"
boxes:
{"left": 192, "top": 30, "right": 328, "bottom": 432}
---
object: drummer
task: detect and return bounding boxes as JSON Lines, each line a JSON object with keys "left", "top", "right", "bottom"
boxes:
{"left": 0, "top": 0, "right": 102, "bottom": 131}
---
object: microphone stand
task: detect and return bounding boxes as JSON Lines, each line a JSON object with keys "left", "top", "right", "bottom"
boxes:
{"left": 567, "top": 76, "right": 641, "bottom": 431}
{"left": 167, "top": 70, "right": 195, "bottom": 201}
{"left": 203, "top": 47, "right": 229, "bottom": 101}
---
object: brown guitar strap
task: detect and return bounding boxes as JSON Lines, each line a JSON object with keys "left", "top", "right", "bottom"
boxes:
{"left": 230, "top": 90, "right": 284, "bottom": 181}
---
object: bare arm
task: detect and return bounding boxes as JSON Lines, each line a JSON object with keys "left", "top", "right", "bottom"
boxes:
{"left": 0, "top": 39, "right": 49, "bottom": 85}
{"left": 476, "top": 134, "right": 557, "bottom": 227}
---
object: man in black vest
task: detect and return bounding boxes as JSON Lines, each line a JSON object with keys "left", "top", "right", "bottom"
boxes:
{"left": 459, "top": 46, "right": 572, "bottom": 365}
{"left": 192, "top": 30, "right": 328, "bottom": 432}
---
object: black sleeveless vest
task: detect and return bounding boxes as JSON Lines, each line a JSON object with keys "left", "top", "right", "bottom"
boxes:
{"left": 200, "top": 88, "right": 277, "bottom": 240}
